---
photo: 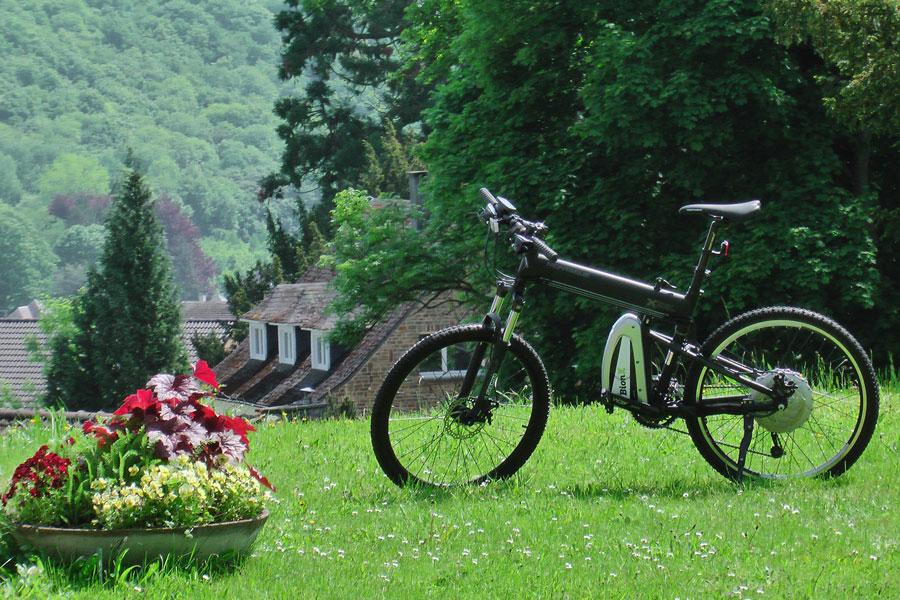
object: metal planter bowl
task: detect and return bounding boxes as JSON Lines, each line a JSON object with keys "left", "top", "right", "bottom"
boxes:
{"left": 10, "top": 509, "right": 269, "bottom": 565}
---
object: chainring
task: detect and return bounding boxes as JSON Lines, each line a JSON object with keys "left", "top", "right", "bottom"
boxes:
{"left": 633, "top": 413, "right": 678, "bottom": 429}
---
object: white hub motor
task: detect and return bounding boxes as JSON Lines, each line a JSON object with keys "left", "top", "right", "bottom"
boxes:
{"left": 751, "top": 370, "right": 814, "bottom": 434}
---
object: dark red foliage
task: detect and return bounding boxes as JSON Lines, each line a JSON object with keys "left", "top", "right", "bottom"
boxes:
{"left": 82, "top": 421, "right": 121, "bottom": 448}
{"left": 2, "top": 445, "right": 71, "bottom": 506}
{"left": 113, "top": 388, "right": 156, "bottom": 416}
{"left": 49, "top": 194, "right": 111, "bottom": 225}
{"left": 191, "top": 361, "right": 220, "bottom": 391}
{"left": 154, "top": 195, "right": 219, "bottom": 298}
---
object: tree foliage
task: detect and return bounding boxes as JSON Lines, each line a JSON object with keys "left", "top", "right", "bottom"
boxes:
{"left": 323, "top": 189, "right": 478, "bottom": 344}
{"left": 222, "top": 259, "right": 284, "bottom": 342}
{"left": 261, "top": 0, "right": 430, "bottom": 260}
{"left": 155, "top": 195, "right": 218, "bottom": 300}
{"left": 320, "top": 0, "right": 899, "bottom": 402}
{"left": 767, "top": 0, "right": 900, "bottom": 135}
{"left": 0, "top": 204, "right": 56, "bottom": 311}
{"left": 46, "top": 169, "right": 188, "bottom": 410}
{"left": 0, "top": 0, "right": 294, "bottom": 297}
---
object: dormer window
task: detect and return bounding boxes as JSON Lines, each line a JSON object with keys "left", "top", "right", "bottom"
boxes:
{"left": 249, "top": 322, "right": 267, "bottom": 360}
{"left": 310, "top": 329, "right": 331, "bottom": 371}
{"left": 278, "top": 325, "right": 297, "bottom": 365}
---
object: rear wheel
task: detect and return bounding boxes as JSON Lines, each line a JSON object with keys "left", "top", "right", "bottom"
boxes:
{"left": 684, "top": 307, "right": 878, "bottom": 480}
{"left": 371, "top": 325, "right": 550, "bottom": 487}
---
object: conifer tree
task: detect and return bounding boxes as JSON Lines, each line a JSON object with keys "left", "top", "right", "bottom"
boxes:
{"left": 46, "top": 168, "right": 187, "bottom": 410}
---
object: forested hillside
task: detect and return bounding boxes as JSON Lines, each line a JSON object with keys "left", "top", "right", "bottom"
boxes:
{"left": 0, "top": 0, "right": 300, "bottom": 309}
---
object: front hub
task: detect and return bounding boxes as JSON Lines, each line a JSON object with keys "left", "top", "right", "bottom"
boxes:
{"left": 445, "top": 401, "right": 487, "bottom": 439}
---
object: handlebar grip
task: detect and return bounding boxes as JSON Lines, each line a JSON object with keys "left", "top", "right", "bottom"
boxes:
{"left": 479, "top": 187, "right": 499, "bottom": 206}
{"left": 532, "top": 237, "right": 559, "bottom": 262}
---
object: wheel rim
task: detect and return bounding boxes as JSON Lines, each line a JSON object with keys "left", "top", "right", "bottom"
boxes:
{"left": 385, "top": 337, "right": 538, "bottom": 486}
{"left": 694, "top": 319, "right": 868, "bottom": 479}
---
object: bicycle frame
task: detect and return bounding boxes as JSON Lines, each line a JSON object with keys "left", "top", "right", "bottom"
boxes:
{"left": 461, "top": 216, "right": 789, "bottom": 423}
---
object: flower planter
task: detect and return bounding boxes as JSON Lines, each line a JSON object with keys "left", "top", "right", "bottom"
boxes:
{"left": 9, "top": 509, "right": 269, "bottom": 565}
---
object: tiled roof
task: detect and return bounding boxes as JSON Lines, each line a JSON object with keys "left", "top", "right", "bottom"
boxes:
{"left": 180, "top": 301, "right": 236, "bottom": 363}
{"left": 298, "top": 266, "right": 335, "bottom": 283}
{"left": 6, "top": 300, "right": 41, "bottom": 319}
{"left": 0, "top": 320, "right": 47, "bottom": 405}
{"left": 0, "top": 302, "right": 236, "bottom": 405}
{"left": 212, "top": 265, "right": 417, "bottom": 409}
{"left": 181, "top": 301, "right": 234, "bottom": 321}
{"left": 241, "top": 282, "right": 339, "bottom": 330}
{"left": 213, "top": 302, "right": 417, "bottom": 408}
{"left": 310, "top": 304, "right": 415, "bottom": 404}
{"left": 213, "top": 340, "right": 326, "bottom": 407}
{"left": 181, "top": 321, "right": 232, "bottom": 364}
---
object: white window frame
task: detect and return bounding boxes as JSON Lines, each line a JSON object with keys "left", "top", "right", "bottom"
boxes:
{"left": 278, "top": 325, "right": 297, "bottom": 365}
{"left": 249, "top": 322, "right": 267, "bottom": 360}
{"left": 419, "top": 347, "right": 472, "bottom": 381}
{"left": 310, "top": 329, "right": 331, "bottom": 371}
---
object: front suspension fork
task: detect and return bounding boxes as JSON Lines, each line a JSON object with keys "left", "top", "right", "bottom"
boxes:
{"left": 455, "top": 283, "right": 523, "bottom": 423}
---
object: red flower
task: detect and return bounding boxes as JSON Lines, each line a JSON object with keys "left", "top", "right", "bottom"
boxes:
{"left": 114, "top": 388, "right": 157, "bottom": 416}
{"left": 82, "top": 421, "right": 121, "bottom": 447}
{"left": 2, "top": 446, "right": 71, "bottom": 506}
{"left": 222, "top": 415, "right": 256, "bottom": 445}
{"left": 246, "top": 461, "right": 276, "bottom": 492}
{"left": 192, "top": 360, "right": 220, "bottom": 391}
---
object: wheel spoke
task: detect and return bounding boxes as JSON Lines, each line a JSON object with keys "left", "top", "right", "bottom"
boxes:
{"left": 373, "top": 325, "right": 549, "bottom": 487}
{"left": 686, "top": 310, "right": 877, "bottom": 480}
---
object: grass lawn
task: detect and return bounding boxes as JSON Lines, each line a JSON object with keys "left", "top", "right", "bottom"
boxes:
{"left": 1, "top": 389, "right": 897, "bottom": 599}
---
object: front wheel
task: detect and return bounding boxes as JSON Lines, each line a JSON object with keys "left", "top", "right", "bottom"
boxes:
{"left": 684, "top": 307, "right": 879, "bottom": 480}
{"left": 371, "top": 324, "right": 551, "bottom": 487}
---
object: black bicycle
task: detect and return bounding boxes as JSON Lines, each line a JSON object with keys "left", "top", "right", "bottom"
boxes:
{"left": 371, "top": 188, "right": 879, "bottom": 487}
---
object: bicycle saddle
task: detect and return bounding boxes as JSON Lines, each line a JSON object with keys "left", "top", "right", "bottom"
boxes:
{"left": 678, "top": 200, "right": 761, "bottom": 222}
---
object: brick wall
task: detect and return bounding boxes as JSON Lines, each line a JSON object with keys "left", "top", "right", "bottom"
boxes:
{"left": 336, "top": 302, "right": 473, "bottom": 414}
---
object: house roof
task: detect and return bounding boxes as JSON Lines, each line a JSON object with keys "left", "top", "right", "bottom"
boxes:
{"left": 5, "top": 300, "right": 41, "bottom": 320}
{"left": 0, "top": 301, "right": 236, "bottom": 405}
{"left": 308, "top": 303, "right": 416, "bottom": 404}
{"left": 0, "top": 320, "right": 47, "bottom": 404}
{"left": 179, "top": 301, "right": 235, "bottom": 363}
{"left": 213, "top": 300, "right": 419, "bottom": 408}
{"left": 241, "top": 282, "right": 339, "bottom": 330}
{"left": 181, "top": 301, "right": 234, "bottom": 321}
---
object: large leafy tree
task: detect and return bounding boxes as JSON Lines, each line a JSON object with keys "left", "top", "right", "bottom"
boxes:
{"left": 766, "top": 0, "right": 900, "bottom": 347}
{"left": 224, "top": 0, "right": 428, "bottom": 318}
{"left": 767, "top": 0, "right": 900, "bottom": 136}
{"left": 326, "top": 0, "right": 898, "bottom": 402}
{"left": 263, "top": 0, "right": 428, "bottom": 238}
{"left": 46, "top": 168, "right": 188, "bottom": 410}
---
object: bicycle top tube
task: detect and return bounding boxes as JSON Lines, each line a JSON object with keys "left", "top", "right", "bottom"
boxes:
{"left": 517, "top": 254, "right": 692, "bottom": 319}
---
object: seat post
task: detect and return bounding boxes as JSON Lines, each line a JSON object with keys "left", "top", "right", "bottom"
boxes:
{"left": 684, "top": 218, "right": 723, "bottom": 314}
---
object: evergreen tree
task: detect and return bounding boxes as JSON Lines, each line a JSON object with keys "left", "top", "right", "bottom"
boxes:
{"left": 46, "top": 168, "right": 188, "bottom": 410}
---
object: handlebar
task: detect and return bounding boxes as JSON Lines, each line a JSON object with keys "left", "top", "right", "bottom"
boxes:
{"left": 478, "top": 188, "right": 558, "bottom": 263}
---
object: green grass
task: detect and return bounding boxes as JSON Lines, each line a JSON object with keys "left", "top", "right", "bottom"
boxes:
{"left": 1, "top": 392, "right": 898, "bottom": 599}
